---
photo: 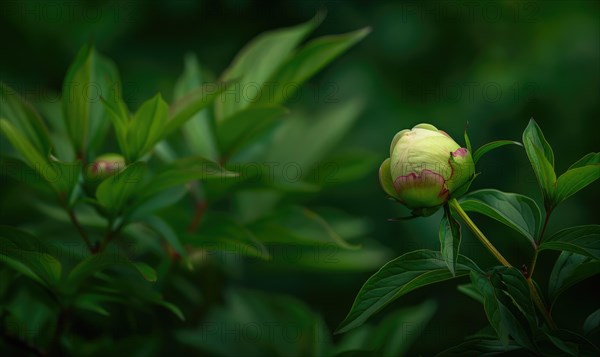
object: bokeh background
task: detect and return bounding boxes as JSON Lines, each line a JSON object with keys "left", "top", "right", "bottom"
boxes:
{"left": 1, "top": 0, "right": 599, "bottom": 354}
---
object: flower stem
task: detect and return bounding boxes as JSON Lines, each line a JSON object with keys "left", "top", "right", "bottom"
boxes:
{"left": 449, "top": 199, "right": 557, "bottom": 330}
{"left": 448, "top": 199, "right": 511, "bottom": 267}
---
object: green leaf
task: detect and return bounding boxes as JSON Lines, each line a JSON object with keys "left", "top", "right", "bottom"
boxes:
{"left": 258, "top": 27, "right": 371, "bottom": 105}
{"left": 334, "top": 301, "right": 437, "bottom": 357}
{"left": 554, "top": 164, "right": 600, "bottom": 204}
{"left": 369, "top": 301, "right": 437, "bottom": 356}
{"left": 522, "top": 119, "right": 556, "bottom": 204}
{"left": 440, "top": 205, "right": 461, "bottom": 276}
{"left": 532, "top": 144, "right": 557, "bottom": 202}
{"left": 1, "top": 119, "right": 56, "bottom": 179}
{"left": 167, "top": 80, "right": 235, "bottom": 135}
{"left": 74, "top": 294, "right": 111, "bottom": 316}
{"left": 464, "top": 127, "right": 472, "bottom": 153}
{"left": 1, "top": 120, "right": 81, "bottom": 200}
{"left": 539, "top": 225, "right": 600, "bottom": 260}
{"left": 65, "top": 253, "right": 157, "bottom": 290}
{"left": 548, "top": 252, "right": 600, "bottom": 304}
{"left": 249, "top": 205, "right": 360, "bottom": 250}
{"left": 459, "top": 189, "right": 541, "bottom": 246}
{"left": 473, "top": 140, "right": 522, "bottom": 164}
{"left": 216, "top": 105, "right": 288, "bottom": 157}
{"left": 542, "top": 329, "right": 580, "bottom": 356}
{"left": 583, "top": 308, "right": 600, "bottom": 336}
{"left": 470, "top": 267, "right": 536, "bottom": 349}
{"left": 522, "top": 121, "right": 598, "bottom": 208}
{"left": 569, "top": 152, "right": 600, "bottom": 169}
{"left": 96, "top": 162, "right": 147, "bottom": 215}
{"left": 128, "top": 93, "right": 169, "bottom": 162}
{"left": 336, "top": 250, "right": 478, "bottom": 334}
{"left": 143, "top": 216, "right": 186, "bottom": 257}
{"left": 263, "top": 99, "right": 365, "bottom": 170}
{"left": 176, "top": 288, "right": 329, "bottom": 357}
{"left": 0, "top": 249, "right": 61, "bottom": 287}
{"left": 310, "top": 207, "right": 371, "bottom": 241}
{"left": 0, "top": 155, "right": 52, "bottom": 193}
{"left": 50, "top": 159, "right": 82, "bottom": 203}
{"left": 215, "top": 14, "right": 322, "bottom": 120}
{"left": 34, "top": 201, "right": 106, "bottom": 229}
{"left": 173, "top": 54, "right": 219, "bottom": 161}
{"left": 2, "top": 288, "right": 58, "bottom": 347}
{"left": 541, "top": 328, "right": 600, "bottom": 356}
{"left": 1, "top": 225, "right": 51, "bottom": 251}
{"left": 103, "top": 82, "right": 224, "bottom": 163}
{"left": 75, "top": 280, "right": 184, "bottom": 321}
{"left": 100, "top": 94, "right": 130, "bottom": 157}
{"left": 0, "top": 82, "right": 52, "bottom": 155}
{"left": 457, "top": 283, "right": 484, "bottom": 304}
{"left": 62, "top": 45, "right": 121, "bottom": 156}
{"left": 0, "top": 226, "right": 62, "bottom": 287}
{"left": 130, "top": 262, "right": 157, "bottom": 282}
{"left": 138, "top": 156, "right": 237, "bottom": 198}
{"left": 129, "top": 186, "right": 187, "bottom": 221}
{"left": 186, "top": 214, "right": 270, "bottom": 260}
{"left": 523, "top": 118, "right": 554, "bottom": 167}
{"left": 437, "top": 337, "right": 523, "bottom": 356}
{"left": 158, "top": 300, "right": 185, "bottom": 321}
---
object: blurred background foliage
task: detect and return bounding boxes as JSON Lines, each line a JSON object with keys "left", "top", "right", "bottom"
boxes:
{"left": 1, "top": 0, "right": 598, "bottom": 355}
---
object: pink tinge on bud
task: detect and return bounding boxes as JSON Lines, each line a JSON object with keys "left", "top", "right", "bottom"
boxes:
{"left": 451, "top": 148, "right": 468, "bottom": 157}
{"left": 91, "top": 160, "right": 121, "bottom": 175}
{"left": 393, "top": 169, "right": 449, "bottom": 208}
{"left": 91, "top": 161, "right": 106, "bottom": 175}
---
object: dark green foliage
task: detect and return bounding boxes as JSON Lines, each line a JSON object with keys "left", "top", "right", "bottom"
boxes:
{"left": 339, "top": 119, "right": 599, "bottom": 355}
{"left": 0, "top": 16, "right": 384, "bottom": 356}
{"left": 1, "top": 2, "right": 598, "bottom": 355}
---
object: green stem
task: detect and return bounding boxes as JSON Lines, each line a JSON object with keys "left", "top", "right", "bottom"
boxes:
{"left": 528, "top": 251, "right": 539, "bottom": 278}
{"left": 67, "top": 208, "right": 94, "bottom": 253}
{"left": 527, "top": 209, "right": 557, "bottom": 329}
{"left": 528, "top": 278, "right": 557, "bottom": 330}
{"left": 537, "top": 209, "right": 552, "bottom": 246}
{"left": 187, "top": 200, "right": 206, "bottom": 233}
{"left": 98, "top": 222, "right": 124, "bottom": 253}
{"left": 449, "top": 199, "right": 511, "bottom": 267}
{"left": 529, "top": 208, "right": 552, "bottom": 278}
{"left": 449, "top": 199, "right": 557, "bottom": 330}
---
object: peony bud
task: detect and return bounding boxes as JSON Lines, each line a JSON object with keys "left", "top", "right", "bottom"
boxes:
{"left": 86, "top": 153, "right": 125, "bottom": 181}
{"left": 379, "top": 123, "right": 475, "bottom": 215}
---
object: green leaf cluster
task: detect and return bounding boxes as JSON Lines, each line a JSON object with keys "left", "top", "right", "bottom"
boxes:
{"left": 0, "top": 14, "right": 379, "bottom": 355}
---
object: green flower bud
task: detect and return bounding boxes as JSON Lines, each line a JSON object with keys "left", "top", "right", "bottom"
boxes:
{"left": 379, "top": 123, "right": 475, "bottom": 214}
{"left": 86, "top": 153, "right": 125, "bottom": 181}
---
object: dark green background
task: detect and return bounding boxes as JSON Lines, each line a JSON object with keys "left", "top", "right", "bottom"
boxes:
{"left": 1, "top": 0, "right": 598, "bottom": 354}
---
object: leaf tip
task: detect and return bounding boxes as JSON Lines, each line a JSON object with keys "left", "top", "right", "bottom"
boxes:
{"left": 359, "top": 26, "right": 373, "bottom": 37}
